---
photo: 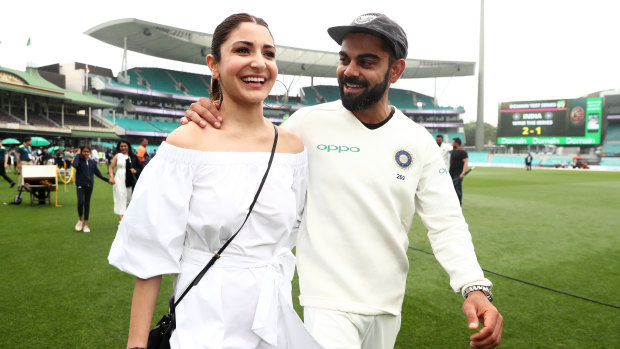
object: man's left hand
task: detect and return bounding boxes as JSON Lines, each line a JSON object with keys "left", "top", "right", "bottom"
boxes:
{"left": 462, "top": 291, "right": 503, "bottom": 348}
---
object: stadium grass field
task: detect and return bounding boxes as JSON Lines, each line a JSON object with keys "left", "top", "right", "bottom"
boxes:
{"left": 1, "top": 165, "right": 618, "bottom": 348}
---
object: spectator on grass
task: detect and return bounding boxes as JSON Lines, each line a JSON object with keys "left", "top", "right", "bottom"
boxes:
{"left": 184, "top": 13, "right": 502, "bottom": 349}
{"left": 72, "top": 146, "right": 113, "bottom": 233}
{"left": 436, "top": 134, "right": 453, "bottom": 168}
{"left": 108, "top": 140, "right": 140, "bottom": 223}
{"left": 450, "top": 137, "right": 468, "bottom": 206}
{"left": 525, "top": 152, "right": 533, "bottom": 171}
{"left": 136, "top": 138, "right": 149, "bottom": 166}
{"left": 0, "top": 145, "right": 16, "bottom": 187}
{"left": 16, "top": 137, "right": 34, "bottom": 174}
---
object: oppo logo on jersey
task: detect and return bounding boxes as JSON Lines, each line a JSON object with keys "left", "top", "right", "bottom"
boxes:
{"left": 316, "top": 144, "right": 361, "bottom": 153}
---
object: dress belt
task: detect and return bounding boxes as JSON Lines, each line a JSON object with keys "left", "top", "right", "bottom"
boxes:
{"left": 181, "top": 247, "right": 296, "bottom": 347}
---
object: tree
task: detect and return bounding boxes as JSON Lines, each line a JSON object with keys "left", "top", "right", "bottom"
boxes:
{"left": 464, "top": 122, "right": 497, "bottom": 146}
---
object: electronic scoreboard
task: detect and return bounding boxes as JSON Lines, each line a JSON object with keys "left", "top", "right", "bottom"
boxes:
{"left": 497, "top": 97, "right": 602, "bottom": 145}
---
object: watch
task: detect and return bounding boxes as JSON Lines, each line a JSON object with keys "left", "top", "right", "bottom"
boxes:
{"left": 463, "top": 285, "right": 493, "bottom": 302}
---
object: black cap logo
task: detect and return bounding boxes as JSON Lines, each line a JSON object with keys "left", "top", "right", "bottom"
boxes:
{"left": 354, "top": 13, "right": 378, "bottom": 24}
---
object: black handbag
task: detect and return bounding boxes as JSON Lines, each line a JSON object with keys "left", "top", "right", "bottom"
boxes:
{"left": 146, "top": 125, "right": 278, "bottom": 349}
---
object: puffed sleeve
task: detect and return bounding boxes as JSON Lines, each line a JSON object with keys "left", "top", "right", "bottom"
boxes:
{"left": 108, "top": 143, "right": 194, "bottom": 279}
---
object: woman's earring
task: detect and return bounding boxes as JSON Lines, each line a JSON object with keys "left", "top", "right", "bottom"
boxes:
{"left": 263, "top": 80, "right": 289, "bottom": 110}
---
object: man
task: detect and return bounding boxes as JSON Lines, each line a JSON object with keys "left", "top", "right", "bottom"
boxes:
{"left": 184, "top": 13, "right": 502, "bottom": 349}
{"left": 90, "top": 147, "right": 99, "bottom": 163}
{"left": 0, "top": 145, "right": 16, "bottom": 187}
{"left": 449, "top": 137, "right": 468, "bottom": 206}
{"left": 436, "top": 134, "right": 453, "bottom": 168}
{"left": 525, "top": 152, "right": 533, "bottom": 171}
{"left": 136, "top": 138, "right": 149, "bottom": 166}
{"left": 16, "top": 137, "right": 34, "bottom": 174}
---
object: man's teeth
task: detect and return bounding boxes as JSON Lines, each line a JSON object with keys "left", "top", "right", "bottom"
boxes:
{"left": 347, "top": 83, "right": 362, "bottom": 88}
{"left": 242, "top": 77, "right": 265, "bottom": 83}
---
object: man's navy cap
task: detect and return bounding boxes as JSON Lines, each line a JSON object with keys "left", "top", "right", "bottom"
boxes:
{"left": 327, "top": 13, "right": 408, "bottom": 60}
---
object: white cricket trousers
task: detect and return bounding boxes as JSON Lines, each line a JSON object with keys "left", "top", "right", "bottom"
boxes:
{"left": 304, "top": 307, "right": 401, "bottom": 349}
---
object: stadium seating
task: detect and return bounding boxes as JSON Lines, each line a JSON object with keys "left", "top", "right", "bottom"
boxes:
{"left": 50, "top": 113, "right": 107, "bottom": 128}
{"left": 600, "top": 157, "right": 620, "bottom": 167}
{"left": 300, "top": 86, "right": 321, "bottom": 105}
{"left": 137, "top": 68, "right": 180, "bottom": 95}
{"left": 314, "top": 85, "right": 340, "bottom": 102}
{"left": 490, "top": 155, "right": 529, "bottom": 166}
{"left": 605, "top": 123, "right": 620, "bottom": 140}
{"left": 148, "top": 120, "right": 179, "bottom": 133}
{"left": 0, "top": 110, "right": 24, "bottom": 124}
{"left": 468, "top": 151, "right": 490, "bottom": 163}
{"left": 167, "top": 70, "right": 211, "bottom": 97}
{"left": 109, "top": 70, "right": 149, "bottom": 91}
{"left": 603, "top": 142, "right": 620, "bottom": 153}
{"left": 106, "top": 116, "right": 160, "bottom": 132}
{"left": 388, "top": 89, "right": 417, "bottom": 109}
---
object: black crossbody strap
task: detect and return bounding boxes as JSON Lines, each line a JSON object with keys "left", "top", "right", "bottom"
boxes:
{"left": 174, "top": 124, "right": 278, "bottom": 306}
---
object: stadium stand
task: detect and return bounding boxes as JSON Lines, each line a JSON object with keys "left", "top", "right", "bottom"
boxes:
{"left": 148, "top": 120, "right": 179, "bottom": 133}
{"left": 135, "top": 68, "right": 180, "bottom": 95}
{"left": 0, "top": 109, "right": 25, "bottom": 124}
{"left": 168, "top": 70, "right": 211, "bottom": 97}
{"left": 603, "top": 142, "right": 620, "bottom": 153}
{"left": 300, "top": 86, "right": 321, "bottom": 106}
{"left": 468, "top": 151, "right": 490, "bottom": 163}
{"left": 490, "top": 155, "right": 528, "bottom": 166}
{"left": 600, "top": 157, "right": 620, "bottom": 166}
{"left": 605, "top": 123, "right": 620, "bottom": 140}
{"left": 314, "top": 85, "right": 340, "bottom": 102}
{"left": 106, "top": 116, "right": 161, "bottom": 133}
{"left": 49, "top": 112, "right": 107, "bottom": 128}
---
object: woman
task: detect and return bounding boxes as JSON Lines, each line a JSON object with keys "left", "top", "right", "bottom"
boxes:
{"left": 108, "top": 140, "right": 140, "bottom": 222}
{"left": 108, "top": 13, "right": 322, "bottom": 348}
{"left": 72, "top": 146, "right": 112, "bottom": 233}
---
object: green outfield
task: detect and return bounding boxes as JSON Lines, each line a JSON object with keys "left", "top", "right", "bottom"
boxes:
{"left": 1, "top": 165, "right": 618, "bottom": 348}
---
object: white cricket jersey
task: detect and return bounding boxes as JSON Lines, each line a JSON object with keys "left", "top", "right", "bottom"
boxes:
{"left": 284, "top": 101, "right": 491, "bottom": 316}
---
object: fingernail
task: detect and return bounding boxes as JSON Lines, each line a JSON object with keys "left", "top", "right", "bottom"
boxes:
{"left": 200, "top": 121, "right": 206, "bottom": 127}
{"left": 217, "top": 116, "right": 223, "bottom": 121}
{"left": 214, "top": 122, "right": 221, "bottom": 128}
{"left": 469, "top": 322, "right": 477, "bottom": 328}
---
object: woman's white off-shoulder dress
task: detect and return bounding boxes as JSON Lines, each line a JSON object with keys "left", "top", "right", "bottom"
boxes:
{"left": 108, "top": 142, "right": 322, "bottom": 349}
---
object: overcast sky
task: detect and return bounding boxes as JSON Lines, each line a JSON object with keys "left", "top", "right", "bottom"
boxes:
{"left": 1, "top": 0, "right": 618, "bottom": 125}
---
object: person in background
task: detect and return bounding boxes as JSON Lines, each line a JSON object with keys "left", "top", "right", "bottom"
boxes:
{"left": 436, "top": 134, "right": 453, "bottom": 168}
{"left": 90, "top": 147, "right": 99, "bottom": 163}
{"left": 449, "top": 137, "right": 468, "bottom": 206}
{"left": 108, "top": 140, "right": 140, "bottom": 223}
{"left": 63, "top": 147, "right": 74, "bottom": 169}
{"left": 109, "top": 13, "right": 322, "bottom": 348}
{"left": 525, "top": 152, "right": 533, "bottom": 171}
{"left": 0, "top": 144, "right": 16, "bottom": 187}
{"left": 38, "top": 147, "right": 52, "bottom": 165}
{"left": 16, "top": 137, "right": 34, "bottom": 175}
{"left": 184, "top": 13, "right": 502, "bottom": 349}
{"left": 136, "top": 138, "right": 149, "bottom": 166}
{"left": 72, "top": 146, "right": 113, "bottom": 233}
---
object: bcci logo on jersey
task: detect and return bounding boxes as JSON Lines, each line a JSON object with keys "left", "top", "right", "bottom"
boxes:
{"left": 394, "top": 149, "right": 413, "bottom": 170}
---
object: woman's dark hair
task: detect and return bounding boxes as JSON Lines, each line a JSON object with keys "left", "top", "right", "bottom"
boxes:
{"left": 79, "top": 146, "right": 91, "bottom": 152}
{"left": 209, "top": 13, "right": 272, "bottom": 102}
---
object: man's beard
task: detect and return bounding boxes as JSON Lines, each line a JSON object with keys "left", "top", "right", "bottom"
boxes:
{"left": 339, "top": 68, "right": 390, "bottom": 112}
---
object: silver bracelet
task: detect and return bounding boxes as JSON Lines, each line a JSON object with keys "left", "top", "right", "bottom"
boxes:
{"left": 463, "top": 285, "right": 493, "bottom": 302}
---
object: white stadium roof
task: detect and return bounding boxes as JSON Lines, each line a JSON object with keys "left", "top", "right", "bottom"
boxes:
{"left": 85, "top": 18, "right": 475, "bottom": 79}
